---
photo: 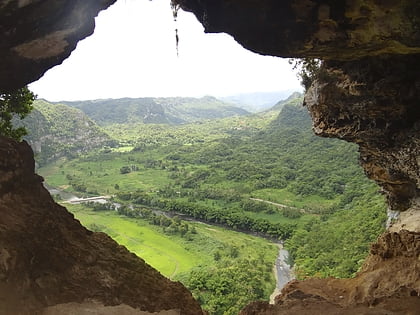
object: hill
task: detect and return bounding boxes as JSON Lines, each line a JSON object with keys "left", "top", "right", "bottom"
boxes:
{"left": 38, "top": 92, "right": 386, "bottom": 313}
{"left": 267, "top": 92, "right": 304, "bottom": 112}
{"left": 59, "top": 96, "right": 249, "bottom": 126}
{"left": 17, "top": 99, "right": 116, "bottom": 165}
{"left": 220, "top": 90, "right": 299, "bottom": 112}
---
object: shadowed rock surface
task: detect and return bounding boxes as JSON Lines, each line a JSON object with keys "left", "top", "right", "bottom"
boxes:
{"left": 0, "top": 0, "right": 116, "bottom": 92}
{"left": 0, "top": 137, "right": 203, "bottom": 314}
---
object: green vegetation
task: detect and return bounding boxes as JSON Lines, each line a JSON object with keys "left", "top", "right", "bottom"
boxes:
{"left": 289, "top": 58, "right": 322, "bottom": 89}
{"left": 1, "top": 86, "right": 35, "bottom": 140}
{"left": 286, "top": 187, "right": 386, "bottom": 278}
{"left": 37, "top": 92, "right": 387, "bottom": 314}
{"left": 69, "top": 203, "right": 203, "bottom": 276}
{"left": 67, "top": 203, "right": 277, "bottom": 314}
{"left": 59, "top": 96, "right": 249, "bottom": 126}
{"left": 18, "top": 99, "right": 116, "bottom": 165}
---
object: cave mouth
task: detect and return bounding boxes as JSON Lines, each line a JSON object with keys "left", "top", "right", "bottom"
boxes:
{"left": 29, "top": 0, "right": 301, "bottom": 102}
{"left": 0, "top": 0, "right": 419, "bottom": 314}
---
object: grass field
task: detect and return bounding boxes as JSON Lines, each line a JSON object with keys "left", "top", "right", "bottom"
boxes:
{"left": 66, "top": 203, "right": 278, "bottom": 280}
{"left": 68, "top": 204, "right": 201, "bottom": 277}
{"left": 251, "top": 188, "right": 339, "bottom": 209}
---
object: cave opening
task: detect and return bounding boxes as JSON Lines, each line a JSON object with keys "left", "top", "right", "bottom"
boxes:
{"left": 29, "top": 0, "right": 301, "bottom": 102}
{"left": 0, "top": 0, "right": 419, "bottom": 314}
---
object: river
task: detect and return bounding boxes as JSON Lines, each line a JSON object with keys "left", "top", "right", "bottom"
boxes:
{"left": 45, "top": 184, "right": 295, "bottom": 301}
{"left": 269, "top": 245, "right": 295, "bottom": 304}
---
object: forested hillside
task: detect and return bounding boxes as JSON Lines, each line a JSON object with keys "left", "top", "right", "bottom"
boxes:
{"left": 221, "top": 90, "right": 296, "bottom": 112}
{"left": 17, "top": 100, "right": 116, "bottom": 165}
{"left": 38, "top": 92, "right": 386, "bottom": 314}
{"left": 59, "top": 96, "right": 249, "bottom": 126}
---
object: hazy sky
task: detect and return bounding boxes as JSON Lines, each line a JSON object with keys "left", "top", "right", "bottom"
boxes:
{"left": 29, "top": 0, "right": 302, "bottom": 101}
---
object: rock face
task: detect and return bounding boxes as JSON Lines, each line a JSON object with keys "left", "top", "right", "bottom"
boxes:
{"left": 174, "top": 0, "right": 420, "bottom": 59}
{"left": 0, "top": 137, "right": 203, "bottom": 314}
{"left": 0, "top": 0, "right": 116, "bottom": 91}
{"left": 240, "top": 230, "right": 420, "bottom": 315}
{"left": 304, "top": 55, "right": 420, "bottom": 210}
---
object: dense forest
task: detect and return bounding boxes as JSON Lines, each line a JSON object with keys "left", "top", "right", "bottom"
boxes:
{"left": 33, "top": 92, "right": 386, "bottom": 314}
{"left": 17, "top": 99, "right": 116, "bottom": 165}
{"left": 59, "top": 96, "right": 249, "bottom": 125}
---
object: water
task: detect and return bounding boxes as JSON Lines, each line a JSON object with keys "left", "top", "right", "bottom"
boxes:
{"left": 270, "top": 245, "right": 295, "bottom": 304}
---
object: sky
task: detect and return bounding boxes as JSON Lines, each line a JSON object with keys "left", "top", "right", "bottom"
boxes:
{"left": 29, "top": 0, "right": 302, "bottom": 101}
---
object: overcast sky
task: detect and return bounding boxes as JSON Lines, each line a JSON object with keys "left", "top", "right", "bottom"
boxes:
{"left": 29, "top": 0, "right": 302, "bottom": 101}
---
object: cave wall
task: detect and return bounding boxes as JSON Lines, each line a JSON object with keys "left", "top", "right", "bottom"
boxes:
{"left": 0, "top": 136, "right": 203, "bottom": 314}
{"left": 174, "top": 0, "right": 420, "bottom": 59}
{"left": 0, "top": 0, "right": 116, "bottom": 92}
{"left": 304, "top": 55, "right": 420, "bottom": 210}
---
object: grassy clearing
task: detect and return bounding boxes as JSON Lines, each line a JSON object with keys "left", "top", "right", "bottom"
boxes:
{"left": 68, "top": 204, "right": 202, "bottom": 277}
{"left": 66, "top": 203, "right": 278, "bottom": 281}
{"left": 251, "top": 188, "right": 339, "bottom": 209}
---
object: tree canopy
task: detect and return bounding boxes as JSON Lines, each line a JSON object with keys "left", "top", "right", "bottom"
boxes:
{"left": 0, "top": 87, "right": 35, "bottom": 140}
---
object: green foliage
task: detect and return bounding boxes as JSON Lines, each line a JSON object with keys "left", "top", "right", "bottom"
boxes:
{"left": 289, "top": 58, "right": 322, "bottom": 90}
{"left": 120, "top": 166, "right": 132, "bottom": 174}
{"left": 19, "top": 99, "right": 116, "bottom": 165}
{"left": 59, "top": 96, "right": 249, "bottom": 126}
{"left": 39, "top": 92, "right": 387, "bottom": 312}
{"left": 286, "top": 188, "right": 386, "bottom": 279}
{"left": 0, "top": 86, "right": 35, "bottom": 140}
{"left": 181, "top": 257, "right": 272, "bottom": 314}
{"left": 67, "top": 203, "right": 277, "bottom": 314}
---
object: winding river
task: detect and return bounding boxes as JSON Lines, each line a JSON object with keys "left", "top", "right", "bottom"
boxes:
{"left": 269, "top": 245, "right": 294, "bottom": 303}
{"left": 45, "top": 185, "right": 295, "bottom": 301}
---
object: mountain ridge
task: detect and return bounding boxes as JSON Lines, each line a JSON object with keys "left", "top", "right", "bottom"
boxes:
{"left": 57, "top": 96, "right": 250, "bottom": 126}
{"left": 17, "top": 99, "right": 116, "bottom": 165}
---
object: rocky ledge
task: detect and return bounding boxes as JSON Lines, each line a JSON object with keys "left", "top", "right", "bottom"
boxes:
{"left": 241, "top": 230, "right": 420, "bottom": 314}
{"left": 0, "top": 137, "right": 203, "bottom": 315}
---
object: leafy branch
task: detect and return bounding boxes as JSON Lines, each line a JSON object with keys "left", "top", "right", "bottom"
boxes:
{"left": 0, "top": 86, "right": 36, "bottom": 140}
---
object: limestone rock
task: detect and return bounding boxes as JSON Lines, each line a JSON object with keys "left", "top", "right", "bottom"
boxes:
{"left": 175, "top": 0, "right": 420, "bottom": 59}
{"left": 304, "top": 55, "right": 420, "bottom": 210}
{"left": 240, "top": 230, "right": 420, "bottom": 314}
{"left": 0, "top": 0, "right": 116, "bottom": 91}
{"left": 0, "top": 137, "right": 203, "bottom": 315}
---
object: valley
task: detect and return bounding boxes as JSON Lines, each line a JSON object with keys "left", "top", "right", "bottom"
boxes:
{"left": 30, "top": 93, "right": 387, "bottom": 314}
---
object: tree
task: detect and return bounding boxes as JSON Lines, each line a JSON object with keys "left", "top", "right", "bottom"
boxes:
{"left": 289, "top": 58, "right": 322, "bottom": 90}
{"left": 0, "top": 86, "right": 35, "bottom": 140}
{"left": 120, "top": 166, "right": 131, "bottom": 174}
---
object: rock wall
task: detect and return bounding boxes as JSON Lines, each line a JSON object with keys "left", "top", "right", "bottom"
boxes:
{"left": 174, "top": 0, "right": 420, "bottom": 59}
{"left": 240, "top": 230, "right": 420, "bottom": 314}
{"left": 0, "top": 0, "right": 116, "bottom": 91}
{"left": 304, "top": 55, "right": 420, "bottom": 210}
{"left": 0, "top": 137, "right": 203, "bottom": 314}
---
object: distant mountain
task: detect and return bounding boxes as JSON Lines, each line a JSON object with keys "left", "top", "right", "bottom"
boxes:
{"left": 59, "top": 96, "right": 249, "bottom": 126}
{"left": 267, "top": 91, "right": 303, "bottom": 112}
{"left": 17, "top": 100, "right": 116, "bottom": 165}
{"left": 220, "top": 90, "right": 300, "bottom": 112}
{"left": 268, "top": 95, "right": 311, "bottom": 130}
